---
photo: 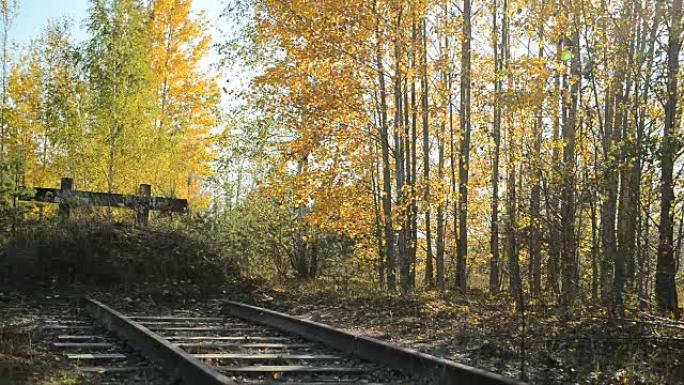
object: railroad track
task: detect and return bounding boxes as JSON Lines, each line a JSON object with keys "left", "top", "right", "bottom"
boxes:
{"left": 49, "top": 298, "right": 527, "bottom": 385}
{"left": 42, "top": 306, "right": 168, "bottom": 384}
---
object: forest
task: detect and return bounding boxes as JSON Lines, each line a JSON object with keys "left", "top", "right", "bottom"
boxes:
{"left": 1, "top": 0, "right": 683, "bottom": 384}
{"left": 219, "top": 0, "right": 684, "bottom": 319}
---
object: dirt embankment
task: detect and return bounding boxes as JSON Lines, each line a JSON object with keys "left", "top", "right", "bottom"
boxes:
{"left": 0, "top": 220, "right": 237, "bottom": 292}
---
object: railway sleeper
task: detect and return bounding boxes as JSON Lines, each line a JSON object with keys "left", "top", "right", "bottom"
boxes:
{"left": 45, "top": 313, "right": 170, "bottom": 385}
{"left": 137, "top": 321, "right": 245, "bottom": 327}
{"left": 80, "top": 298, "right": 527, "bottom": 385}
{"left": 161, "top": 334, "right": 289, "bottom": 341}
{"left": 196, "top": 353, "right": 340, "bottom": 360}
{"left": 53, "top": 341, "right": 117, "bottom": 350}
{"left": 128, "top": 315, "right": 224, "bottom": 322}
{"left": 177, "top": 342, "right": 316, "bottom": 353}
{"left": 149, "top": 326, "right": 262, "bottom": 332}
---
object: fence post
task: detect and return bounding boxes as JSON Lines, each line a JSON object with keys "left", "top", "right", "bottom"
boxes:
{"left": 59, "top": 177, "right": 73, "bottom": 220}
{"left": 137, "top": 184, "right": 151, "bottom": 227}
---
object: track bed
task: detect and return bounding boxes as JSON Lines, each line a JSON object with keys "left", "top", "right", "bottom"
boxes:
{"left": 79, "top": 298, "right": 524, "bottom": 385}
{"left": 127, "top": 312, "right": 405, "bottom": 384}
{"left": 42, "top": 308, "right": 170, "bottom": 384}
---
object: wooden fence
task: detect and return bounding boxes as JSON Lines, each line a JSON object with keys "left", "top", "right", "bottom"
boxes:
{"left": 19, "top": 177, "right": 188, "bottom": 226}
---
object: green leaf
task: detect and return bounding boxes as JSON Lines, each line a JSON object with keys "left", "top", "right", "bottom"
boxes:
{"left": 561, "top": 50, "right": 573, "bottom": 62}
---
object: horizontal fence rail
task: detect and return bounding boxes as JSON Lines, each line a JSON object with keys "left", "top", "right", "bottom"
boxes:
{"left": 18, "top": 177, "right": 187, "bottom": 226}
{"left": 27, "top": 187, "right": 187, "bottom": 213}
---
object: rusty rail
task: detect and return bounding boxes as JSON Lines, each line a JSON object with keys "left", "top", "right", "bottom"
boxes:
{"left": 83, "top": 297, "right": 527, "bottom": 385}
{"left": 83, "top": 297, "right": 232, "bottom": 385}
{"left": 223, "top": 301, "right": 527, "bottom": 385}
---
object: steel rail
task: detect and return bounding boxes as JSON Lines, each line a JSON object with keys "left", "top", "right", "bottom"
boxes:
{"left": 83, "top": 297, "right": 232, "bottom": 385}
{"left": 224, "top": 301, "right": 527, "bottom": 385}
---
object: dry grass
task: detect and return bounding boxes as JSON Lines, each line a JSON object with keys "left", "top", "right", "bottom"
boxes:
{"left": 0, "top": 317, "right": 43, "bottom": 384}
{"left": 249, "top": 282, "right": 684, "bottom": 385}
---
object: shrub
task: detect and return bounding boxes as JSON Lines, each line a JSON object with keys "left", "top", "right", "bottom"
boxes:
{"left": 0, "top": 219, "right": 235, "bottom": 291}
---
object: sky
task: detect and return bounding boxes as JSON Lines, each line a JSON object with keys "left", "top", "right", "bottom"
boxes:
{"left": 9, "top": 0, "right": 248, "bottom": 110}
{"left": 12, "top": 0, "right": 226, "bottom": 47}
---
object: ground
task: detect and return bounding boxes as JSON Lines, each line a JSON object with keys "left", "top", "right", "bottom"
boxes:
{"left": 246, "top": 282, "right": 684, "bottom": 385}
{"left": 1, "top": 293, "right": 89, "bottom": 385}
{"left": 2, "top": 282, "right": 682, "bottom": 385}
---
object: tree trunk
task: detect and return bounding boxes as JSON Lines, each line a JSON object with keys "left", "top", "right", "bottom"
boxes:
{"left": 449, "top": 51, "right": 458, "bottom": 293}
{"left": 506, "top": 126, "right": 522, "bottom": 311}
{"left": 374, "top": 2, "right": 396, "bottom": 292}
{"left": 489, "top": 0, "right": 502, "bottom": 295}
{"left": 528, "top": 0, "right": 544, "bottom": 297}
{"left": 435, "top": 4, "right": 448, "bottom": 291}
{"left": 456, "top": 0, "right": 471, "bottom": 292}
{"left": 635, "top": 0, "right": 661, "bottom": 310}
{"left": 0, "top": 8, "right": 9, "bottom": 161}
{"left": 560, "top": 9, "right": 580, "bottom": 320}
{"left": 546, "top": 31, "right": 562, "bottom": 298}
{"left": 421, "top": 18, "right": 433, "bottom": 289}
{"left": 590, "top": 183, "right": 599, "bottom": 303}
{"left": 394, "top": 8, "right": 410, "bottom": 294}
{"left": 501, "top": 0, "right": 521, "bottom": 309}
{"left": 614, "top": 0, "right": 638, "bottom": 317}
{"left": 597, "top": 0, "right": 619, "bottom": 312}
{"left": 655, "top": 0, "right": 682, "bottom": 317}
{"left": 371, "top": 139, "right": 385, "bottom": 287}
{"left": 293, "top": 155, "right": 311, "bottom": 279}
{"left": 410, "top": 18, "right": 419, "bottom": 289}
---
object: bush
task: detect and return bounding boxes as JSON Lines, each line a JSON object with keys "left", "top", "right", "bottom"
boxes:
{"left": 0, "top": 219, "right": 236, "bottom": 291}
{"left": 200, "top": 197, "right": 361, "bottom": 281}
{"left": 200, "top": 197, "right": 296, "bottom": 279}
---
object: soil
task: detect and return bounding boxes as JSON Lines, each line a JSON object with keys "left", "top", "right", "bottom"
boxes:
{"left": 242, "top": 282, "right": 684, "bottom": 385}
{"left": 2, "top": 282, "right": 683, "bottom": 385}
